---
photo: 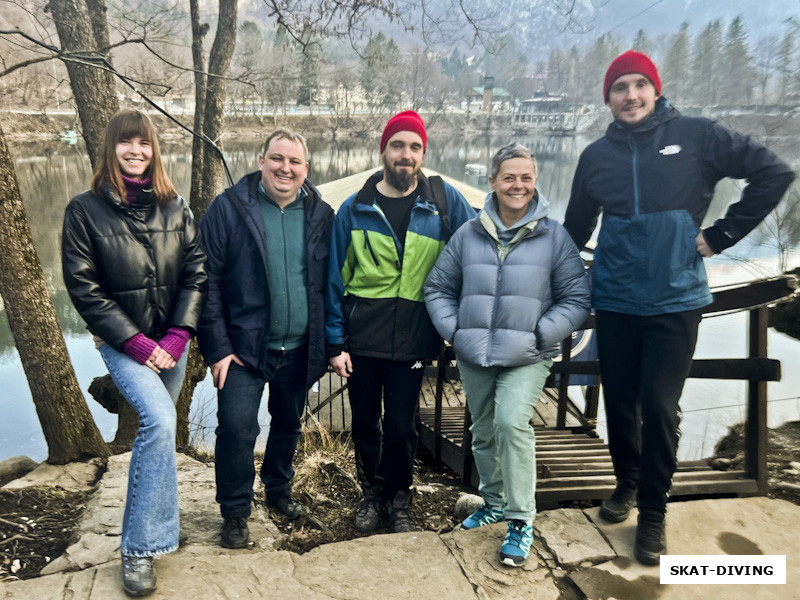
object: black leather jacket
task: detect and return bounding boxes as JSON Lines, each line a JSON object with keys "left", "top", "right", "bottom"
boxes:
{"left": 62, "top": 182, "right": 207, "bottom": 350}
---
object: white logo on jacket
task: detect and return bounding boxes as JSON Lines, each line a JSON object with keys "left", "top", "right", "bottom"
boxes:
{"left": 659, "top": 144, "right": 682, "bottom": 156}
{"left": 411, "top": 361, "right": 423, "bottom": 370}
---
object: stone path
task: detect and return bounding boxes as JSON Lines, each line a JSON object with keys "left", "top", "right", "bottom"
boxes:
{"left": 2, "top": 454, "right": 799, "bottom": 599}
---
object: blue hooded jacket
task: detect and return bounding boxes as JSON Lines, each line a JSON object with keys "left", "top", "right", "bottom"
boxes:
{"left": 564, "top": 97, "right": 794, "bottom": 315}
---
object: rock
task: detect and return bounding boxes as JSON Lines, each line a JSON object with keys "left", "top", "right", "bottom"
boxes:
{"left": 453, "top": 493, "right": 483, "bottom": 521}
{"left": 39, "top": 532, "right": 119, "bottom": 575}
{"left": 414, "top": 485, "right": 436, "bottom": 494}
{"left": 534, "top": 509, "right": 615, "bottom": 567}
{"left": 0, "top": 456, "right": 38, "bottom": 482}
{"left": 2, "top": 458, "right": 105, "bottom": 492}
{"left": 444, "top": 524, "right": 561, "bottom": 599}
{"left": 710, "top": 457, "right": 731, "bottom": 469}
{"left": 781, "top": 469, "right": 800, "bottom": 476}
{"left": 789, "top": 461, "right": 800, "bottom": 471}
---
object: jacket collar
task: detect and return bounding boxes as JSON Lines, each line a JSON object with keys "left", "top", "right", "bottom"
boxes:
{"left": 607, "top": 96, "right": 680, "bottom": 139}
{"left": 356, "top": 170, "right": 435, "bottom": 208}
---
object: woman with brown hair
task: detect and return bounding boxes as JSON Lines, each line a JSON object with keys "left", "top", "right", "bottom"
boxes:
{"left": 62, "top": 109, "right": 207, "bottom": 597}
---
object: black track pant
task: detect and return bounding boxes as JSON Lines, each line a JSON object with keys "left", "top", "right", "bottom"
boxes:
{"left": 596, "top": 309, "right": 703, "bottom": 514}
{"left": 347, "top": 355, "right": 425, "bottom": 501}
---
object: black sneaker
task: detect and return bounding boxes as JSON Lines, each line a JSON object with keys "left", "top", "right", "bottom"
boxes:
{"left": 121, "top": 554, "right": 156, "bottom": 597}
{"left": 354, "top": 497, "right": 382, "bottom": 532}
{"left": 634, "top": 513, "right": 666, "bottom": 565}
{"left": 599, "top": 479, "right": 637, "bottom": 523}
{"left": 220, "top": 517, "right": 250, "bottom": 549}
{"left": 267, "top": 495, "right": 304, "bottom": 520}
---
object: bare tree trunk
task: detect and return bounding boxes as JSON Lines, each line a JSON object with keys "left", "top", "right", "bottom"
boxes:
{"left": 189, "top": 0, "right": 208, "bottom": 212}
{"left": 175, "top": 0, "right": 237, "bottom": 447}
{"left": 49, "top": 0, "right": 119, "bottom": 169}
{"left": 199, "top": 0, "right": 237, "bottom": 215}
{"left": 0, "top": 124, "right": 109, "bottom": 464}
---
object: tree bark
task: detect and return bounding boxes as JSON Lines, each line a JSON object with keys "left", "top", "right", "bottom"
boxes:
{"left": 189, "top": 0, "right": 208, "bottom": 212}
{"left": 49, "top": 0, "right": 119, "bottom": 169}
{"left": 199, "top": 0, "right": 238, "bottom": 216}
{"left": 0, "top": 124, "right": 109, "bottom": 464}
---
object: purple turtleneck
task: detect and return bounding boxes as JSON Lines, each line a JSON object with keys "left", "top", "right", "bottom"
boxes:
{"left": 121, "top": 175, "right": 151, "bottom": 203}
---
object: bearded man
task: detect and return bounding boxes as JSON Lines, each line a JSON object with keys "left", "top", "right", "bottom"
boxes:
{"left": 326, "top": 110, "right": 475, "bottom": 533}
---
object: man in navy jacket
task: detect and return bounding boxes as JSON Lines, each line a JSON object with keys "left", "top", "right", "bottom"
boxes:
{"left": 198, "top": 129, "right": 334, "bottom": 548}
{"left": 564, "top": 51, "right": 794, "bottom": 565}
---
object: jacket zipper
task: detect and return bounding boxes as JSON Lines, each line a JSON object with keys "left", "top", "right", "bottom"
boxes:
{"left": 629, "top": 134, "right": 640, "bottom": 216}
{"left": 280, "top": 207, "right": 289, "bottom": 351}
{"left": 363, "top": 230, "right": 380, "bottom": 266}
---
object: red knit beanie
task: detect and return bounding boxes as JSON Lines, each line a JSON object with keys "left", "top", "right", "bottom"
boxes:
{"left": 603, "top": 50, "right": 662, "bottom": 103}
{"left": 380, "top": 110, "right": 427, "bottom": 153}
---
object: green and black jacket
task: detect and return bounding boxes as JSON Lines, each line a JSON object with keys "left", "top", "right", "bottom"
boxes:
{"left": 326, "top": 172, "right": 475, "bottom": 360}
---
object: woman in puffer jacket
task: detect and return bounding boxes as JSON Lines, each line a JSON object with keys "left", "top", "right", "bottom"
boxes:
{"left": 62, "top": 110, "right": 206, "bottom": 597}
{"left": 424, "top": 143, "right": 590, "bottom": 568}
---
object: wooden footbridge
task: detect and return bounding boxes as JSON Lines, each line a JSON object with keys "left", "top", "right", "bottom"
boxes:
{"left": 310, "top": 169, "right": 799, "bottom": 507}
{"left": 416, "top": 275, "right": 798, "bottom": 507}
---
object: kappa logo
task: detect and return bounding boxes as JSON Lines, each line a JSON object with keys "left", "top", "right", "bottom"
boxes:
{"left": 659, "top": 144, "right": 682, "bottom": 156}
{"left": 411, "top": 361, "right": 424, "bottom": 370}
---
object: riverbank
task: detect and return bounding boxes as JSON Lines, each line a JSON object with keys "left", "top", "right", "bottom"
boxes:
{"left": 4, "top": 107, "right": 798, "bottom": 147}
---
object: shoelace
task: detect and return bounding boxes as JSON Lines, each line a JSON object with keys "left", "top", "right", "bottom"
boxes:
{"left": 506, "top": 521, "right": 527, "bottom": 548}
{"left": 123, "top": 557, "right": 152, "bottom": 573}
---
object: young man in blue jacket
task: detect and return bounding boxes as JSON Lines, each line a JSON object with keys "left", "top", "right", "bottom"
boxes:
{"left": 326, "top": 111, "right": 475, "bottom": 533}
{"left": 198, "top": 129, "right": 334, "bottom": 548}
{"left": 564, "top": 51, "right": 794, "bottom": 565}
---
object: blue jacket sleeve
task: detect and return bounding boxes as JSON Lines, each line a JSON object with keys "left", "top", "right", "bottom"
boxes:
{"left": 325, "top": 199, "right": 355, "bottom": 354}
{"left": 700, "top": 121, "right": 795, "bottom": 253}
{"left": 444, "top": 184, "right": 477, "bottom": 233}
{"left": 423, "top": 225, "right": 466, "bottom": 343}
{"left": 563, "top": 153, "right": 601, "bottom": 251}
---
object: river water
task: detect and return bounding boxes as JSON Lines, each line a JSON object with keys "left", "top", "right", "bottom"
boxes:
{"left": 1, "top": 131, "right": 798, "bottom": 463}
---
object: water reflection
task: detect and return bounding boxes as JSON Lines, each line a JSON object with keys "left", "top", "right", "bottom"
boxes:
{"left": 2, "top": 131, "right": 798, "bottom": 463}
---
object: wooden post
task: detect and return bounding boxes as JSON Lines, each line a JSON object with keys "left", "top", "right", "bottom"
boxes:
{"left": 556, "top": 335, "right": 573, "bottom": 429}
{"left": 461, "top": 408, "right": 474, "bottom": 485}
{"left": 432, "top": 345, "right": 447, "bottom": 460}
{"left": 745, "top": 306, "right": 769, "bottom": 495}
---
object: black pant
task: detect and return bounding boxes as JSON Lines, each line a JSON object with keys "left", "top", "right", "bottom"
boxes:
{"left": 215, "top": 346, "right": 308, "bottom": 518}
{"left": 347, "top": 355, "right": 425, "bottom": 501}
{"left": 596, "top": 309, "right": 702, "bottom": 514}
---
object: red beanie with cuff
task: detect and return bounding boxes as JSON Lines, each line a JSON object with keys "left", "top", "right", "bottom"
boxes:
{"left": 603, "top": 50, "right": 662, "bottom": 102}
{"left": 380, "top": 110, "right": 427, "bottom": 153}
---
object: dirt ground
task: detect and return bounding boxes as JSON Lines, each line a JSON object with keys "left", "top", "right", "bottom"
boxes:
{"left": 3, "top": 422, "right": 800, "bottom": 581}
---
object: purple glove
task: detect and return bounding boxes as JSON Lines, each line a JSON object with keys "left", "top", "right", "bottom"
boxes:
{"left": 122, "top": 333, "right": 159, "bottom": 365}
{"left": 158, "top": 327, "right": 191, "bottom": 361}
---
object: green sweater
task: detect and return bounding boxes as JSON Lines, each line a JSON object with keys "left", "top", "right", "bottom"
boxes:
{"left": 258, "top": 183, "right": 308, "bottom": 350}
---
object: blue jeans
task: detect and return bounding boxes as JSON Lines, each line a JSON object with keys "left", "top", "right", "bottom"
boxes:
{"left": 99, "top": 343, "right": 188, "bottom": 557}
{"left": 215, "top": 346, "right": 308, "bottom": 518}
{"left": 458, "top": 358, "right": 553, "bottom": 522}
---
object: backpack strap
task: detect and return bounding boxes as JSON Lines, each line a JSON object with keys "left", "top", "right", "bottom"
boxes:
{"left": 429, "top": 175, "right": 451, "bottom": 241}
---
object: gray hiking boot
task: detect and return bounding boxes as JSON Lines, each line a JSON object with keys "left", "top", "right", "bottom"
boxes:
{"left": 121, "top": 554, "right": 156, "bottom": 597}
{"left": 388, "top": 490, "right": 416, "bottom": 533}
{"left": 354, "top": 496, "right": 383, "bottom": 532}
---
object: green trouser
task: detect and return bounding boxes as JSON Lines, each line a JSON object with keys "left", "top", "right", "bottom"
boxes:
{"left": 457, "top": 358, "right": 553, "bottom": 522}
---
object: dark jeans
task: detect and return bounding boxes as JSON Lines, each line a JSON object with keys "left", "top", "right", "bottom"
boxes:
{"left": 347, "top": 355, "right": 426, "bottom": 501}
{"left": 596, "top": 309, "right": 702, "bottom": 515}
{"left": 215, "top": 345, "right": 308, "bottom": 519}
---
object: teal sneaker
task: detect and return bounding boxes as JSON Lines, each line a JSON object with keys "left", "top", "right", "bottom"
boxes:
{"left": 500, "top": 519, "right": 533, "bottom": 567}
{"left": 460, "top": 502, "right": 504, "bottom": 530}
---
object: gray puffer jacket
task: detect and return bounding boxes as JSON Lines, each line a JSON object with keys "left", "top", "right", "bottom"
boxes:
{"left": 424, "top": 192, "right": 590, "bottom": 368}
